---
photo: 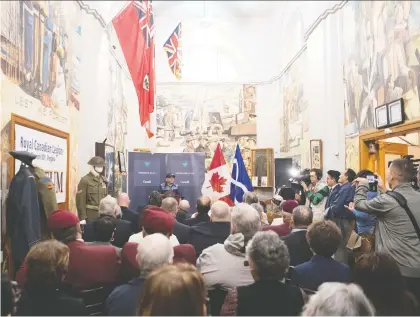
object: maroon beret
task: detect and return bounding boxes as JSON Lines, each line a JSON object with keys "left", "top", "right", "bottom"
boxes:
{"left": 48, "top": 210, "right": 80, "bottom": 230}
{"left": 143, "top": 209, "right": 174, "bottom": 235}
{"left": 281, "top": 200, "right": 299, "bottom": 214}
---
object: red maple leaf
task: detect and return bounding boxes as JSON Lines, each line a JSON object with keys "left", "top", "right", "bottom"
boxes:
{"left": 208, "top": 172, "right": 227, "bottom": 193}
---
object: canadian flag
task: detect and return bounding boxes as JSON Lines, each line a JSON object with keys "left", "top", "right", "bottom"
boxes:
{"left": 201, "top": 144, "right": 234, "bottom": 206}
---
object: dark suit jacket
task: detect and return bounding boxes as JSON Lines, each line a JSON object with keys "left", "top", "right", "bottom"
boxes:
{"left": 325, "top": 184, "right": 341, "bottom": 210}
{"left": 176, "top": 210, "right": 189, "bottom": 224}
{"left": 327, "top": 182, "right": 355, "bottom": 220}
{"left": 184, "top": 213, "right": 210, "bottom": 227}
{"left": 262, "top": 223, "right": 291, "bottom": 237}
{"left": 106, "top": 276, "right": 145, "bottom": 316}
{"left": 83, "top": 216, "right": 133, "bottom": 248}
{"left": 189, "top": 222, "right": 231, "bottom": 257}
{"left": 173, "top": 221, "right": 191, "bottom": 244}
{"left": 282, "top": 230, "right": 312, "bottom": 266}
{"left": 291, "top": 255, "right": 350, "bottom": 291}
{"left": 121, "top": 206, "right": 140, "bottom": 233}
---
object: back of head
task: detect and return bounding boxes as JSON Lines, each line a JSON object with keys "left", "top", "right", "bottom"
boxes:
{"left": 247, "top": 231, "right": 290, "bottom": 280}
{"left": 231, "top": 203, "right": 260, "bottom": 240}
{"left": 48, "top": 210, "right": 81, "bottom": 243}
{"left": 99, "top": 195, "right": 119, "bottom": 218}
{"left": 243, "top": 191, "right": 259, "bottom": 205}
{"left": 117, "top": 192, "right": 130, "bottom": 206}
{"left": 357, "top": 169, "right": 374, "bottom": 179}
{"left": 161, "top": 197, "right": 178, "bottom": 216}
{"left": 148, "top": 191, "right": 162, "bottom": 207}
{"left": 345, "top": 168, "right": 357, "bottom": 182}
{"left": 179, "top": 199, "right": 190, "bottom": 211}
{"left": 280, "top": 200, "right": 299, "bottom": 214}
{"left": 390, "top": 158, "right": 414, "bottom": 184}
{"left": 196, "top": 196, "right": 211, "bottom": 214}
{"left": 162, "top": 190, "right": 176, "bottom": 199}
{"left": 250, "top": 203, "right": 264, "bottom": 219}
{"left": 93, "top": 217, "right": 116, "bottom": 242}
{"left": 292, "top": 206, "right": 313, "bottom": 228}
{"left": 142, "top": 208, "right": 175, "bottom": 236}
{"left": 303, "top": 282, "right": 375, "bottom": 316}
{"left": 307, "top": 220, "right": 342, "bottom": 257}
{"left": 210, "top": 201, "right": 231, "bottom": 222}
{"left": 138, "top": 263, "right": 207, "bottom": 316}
{"left": 136, "top": 233, "right": 174, "bottom": 276}
{"left": 25, "top": 240, "right": 69, "bottom": 291}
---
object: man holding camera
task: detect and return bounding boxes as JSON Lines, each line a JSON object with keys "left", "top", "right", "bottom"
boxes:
{"left": 300, "top": 169, "right": 329, "bottom": 222}
{"left": 354, "top": 159, "right": 420, "bottom": 300}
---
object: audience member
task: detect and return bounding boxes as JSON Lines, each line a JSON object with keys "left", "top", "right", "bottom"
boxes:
{"left": 136, "top": 191, "right": 163, "bottom": 228}
{"left": 128, "top": 207, "right": 179, "bottom": 246}
{"left": 197, "top": 203, "right": 260, "bottom": 290}
{"left": 176, "top": 199, "right": 190, "bottom": 223}
{"left": 243, "top": 192, "right": 259, "bottom": 205}
{"left": 291, "top": 220, "right": 350, "bottom": 292}
{"left": 83, "top": 196, "right": 133, "bottom": 248}
{"left": 162, "top": 197, "right": 191, "bottom": 244}
{"left": 137, "top": 263, "right": 207, "bottom": 316}
{"left": 325, "top": 169, "right": 356, "bottom": 264}
{"left": 173, "top": 244, "right": 197, "bottom": 265}
{"left": 354, "top": 159, "right": 420, "bottom": 299}
{"left": 16, "top": 240, "right": 87, "bottom": 316}
{"left": 106, "top": 233, "right": 174, "bottom": 316}
{"left": 221, "top": 231, "right": 305, "bottom": 316}
{"left": 302, "top": 282, "right": 375, "bottom": 316}
{"left": 190, "top": 201, "right": 231, "bottom": 257}
{"left": 184, "top": 196, "right": 211, "bottom": 226}
{"left": 353, "top": 252, "right": 419, "bottom": 316}
{"left": 266, "top": 204, "right": 282, "bottom": 225}
{"left": 118, "top": 193, "right": 139, "bottom": 233}
{"left": 259, "top": 200, "right": 267, "bottom": 213}
{"left": 263, "top": 200, "right": 298, "bottom": 237}
{"left": 282, "top": 206, "right": 313, "bottom": 266}
{"left": 251, "top": 203, "right": 268, "bottom": 225}
{"left": 301, "top": 168, "right": 329, "bottom": 222}
{"left": 87, "top": 216, "right": 121, "bottom": 257}
{"left": 2, "top": 272, "right": 19, "bottom": 316}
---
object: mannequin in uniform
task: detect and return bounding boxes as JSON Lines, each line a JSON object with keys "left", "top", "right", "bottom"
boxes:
{"left": 76, "top": 156, "right": 107, "bottom": 223}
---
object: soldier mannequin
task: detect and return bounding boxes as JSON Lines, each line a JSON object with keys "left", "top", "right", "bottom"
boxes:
{"left": 76, "top": 156, "right": 108, "bottom": 223}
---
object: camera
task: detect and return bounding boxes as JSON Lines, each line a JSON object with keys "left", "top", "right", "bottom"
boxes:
{"left": 388, "top": 155, "right": 419, "bottom": 190}
{"left": 366, "top": 174, "right": 378, "bottom": 192}
{"left": 289, "top": 168, "right": 311, "bottom": 192}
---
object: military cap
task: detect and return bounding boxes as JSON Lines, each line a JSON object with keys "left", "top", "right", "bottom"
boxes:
{"left": 281, "top": 200, "right": 299, "bottom": 214}
{"left": 166, "top": 173, "right": 175, "bottom": 178}
{"left": 327, "top": 170, "right": 341, "bottom": 179}
{"left": 87, "top": 156, "right": 105, "bottom": 167}
{"left": 143, "top": 208, "right": 175, "bottom": 235}
{"left": 9, "top": 150, "right": 37, "bottom": 165}
{"left": 48, "top": 210, "right": 79, "bottom": 230}
{"left": 272, "top": 194, "right": 283, "bottom": 203}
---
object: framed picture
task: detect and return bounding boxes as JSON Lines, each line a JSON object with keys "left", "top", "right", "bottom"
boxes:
{"left": 251, "top": 176, "right": 258, "bottom": 187}
{"left": 104, "top": 144, "right": 115, "bottom": 196}
{"left": 388, "top": 98, "right": 405, "bottom": 126}
{"left": 118, "top": 151, "right": 127, "bottom": 173}
{"left": 310, "top": 139, "right": 323, "bottom": 169}
{"left": 250, "top": 148, "right": 274, "bottom": 187}
{"left": 375, "top": 104, "right": 389, "bottom": 128}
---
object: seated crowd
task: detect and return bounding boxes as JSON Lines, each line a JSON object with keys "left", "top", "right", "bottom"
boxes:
{"left": 2, "top": 160, "right": 420, "bottom": 316}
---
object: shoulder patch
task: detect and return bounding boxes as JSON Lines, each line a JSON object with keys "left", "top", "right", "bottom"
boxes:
{"left": 47, "top": 184, "right": 54, "bottom": 189}
{"left": 40, "top": 177, "right": 52, "bottom": 183}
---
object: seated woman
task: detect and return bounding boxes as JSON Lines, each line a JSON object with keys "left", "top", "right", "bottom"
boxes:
{"left": 137, "top": 263, "right": 207, "bottom": 316}
{"left": 221, "top": 231, "right": 305, "bottom": 316}
{"left": 16, "top": 240, "right": 87, "bottom": 316}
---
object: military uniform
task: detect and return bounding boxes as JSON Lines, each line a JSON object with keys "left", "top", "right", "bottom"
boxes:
{"left": 76, "top": 157, "right": 107, "bottom": 221}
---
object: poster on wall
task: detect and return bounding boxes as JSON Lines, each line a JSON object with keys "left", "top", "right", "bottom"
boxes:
{"left": 14, "top": 124, "right": 67, "bottom": 203}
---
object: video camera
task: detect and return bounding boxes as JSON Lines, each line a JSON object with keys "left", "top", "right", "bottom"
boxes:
{"left": 289, "top": 168, "right": 311, "bottom": 192}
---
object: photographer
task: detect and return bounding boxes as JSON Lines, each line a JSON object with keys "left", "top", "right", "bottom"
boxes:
{"left": 300, "top": 169, "right": 329, "bottom": 222}
{"left": 353, "top": 159, "right": 420, "bottom": 300}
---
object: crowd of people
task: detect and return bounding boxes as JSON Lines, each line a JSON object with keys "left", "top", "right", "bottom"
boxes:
{"left": 1, "top": 158, "right": 420, "bottom": 316}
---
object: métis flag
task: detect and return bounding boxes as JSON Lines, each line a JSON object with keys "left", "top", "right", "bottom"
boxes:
{"left": 163, "top": 22, "right": 183, "bottom": 80}
{"left": 201, "top": 144, "right": 234, "bottom": 206}
{"left": 230, "top": 144, "right": 253, "bottom": 204}
{"left": 112, "top": 1, "right": 156, "bottom": 138}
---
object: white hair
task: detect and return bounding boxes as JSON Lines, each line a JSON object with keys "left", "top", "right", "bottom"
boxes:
{"left": 179, "top": 199, "right": 190, "bottom": 211}
{"left": 136, "top": 233, "right": 174, "bottom": 276}
{"left": 161, "top": 197, "right": 178, "bottom": 216}
{"left": 210, "top": 201, "right": 231, "bottom": 222}
{"left": 302, "top": 282, "right": 375, "bottom": 316}
{"left": 231, "top": 203, "right": 260, "bottom": 240}
{"left": 98, "top": 195, "right": 121, "bottom": 218}
{"left": 243, "top": 191, "right": 258, "bottom": 205}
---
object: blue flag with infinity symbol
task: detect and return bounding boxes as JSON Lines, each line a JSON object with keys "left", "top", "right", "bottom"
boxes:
{"left": 230, "top": 144, "right": 253, "bottom": 204}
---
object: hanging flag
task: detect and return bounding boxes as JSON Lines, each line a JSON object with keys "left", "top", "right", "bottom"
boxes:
{"left": 230, "top": 144, "right": 254, "bottom": 204}
{"left": 163, "top": 22, "right": 182, "bottom": 80}
{"left": 112, "top": 1, "right": 156, "bottom": 138}
{"left": 202, "top": 144, "right": 234, "bottom": 206}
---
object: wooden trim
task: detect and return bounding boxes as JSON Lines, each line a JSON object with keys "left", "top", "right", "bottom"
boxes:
{"left": 251, "top": 148, "right": 274, "bottom": 188}
{"left": 8, "top": 114, "right": 70, "bottom": 210}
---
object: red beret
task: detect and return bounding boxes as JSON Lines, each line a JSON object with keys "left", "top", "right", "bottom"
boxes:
{"left": 48, "top": 210, "right": 79, "bottom": 230}
{"left": 282, "top": 200, "right": 299, "bottom": 213}
{"left": 143, "top": 209, "right": 174, "bottom": 235}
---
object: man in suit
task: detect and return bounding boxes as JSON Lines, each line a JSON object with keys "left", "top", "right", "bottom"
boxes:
{"left": 184, "top": 196, "right": 211, "bottom": 227}
{"left": 190, "top": 201, "right": 231, "bottom": 257}
{"left": 16, "top": 210, "right": 121, "bottom": 291}
{"left": 176, "top": 199, "right": 190, "bottom": 223}
{"left": 291, "top": 220, "right": 350, "bottom": 292}
{"left": 326, "top": 169, "right": 356, "bottom": 264}
{"left": 118, "top": 193, "right": 139, "bottom": 233}
{"left": 324, "top": 170, "right": 341, "bottom": 212}
{"left": 282, "top": 206, "right": 313, "bottom": 266}
{"left": 161, "top": 197, "right": 191, "bottom": 244}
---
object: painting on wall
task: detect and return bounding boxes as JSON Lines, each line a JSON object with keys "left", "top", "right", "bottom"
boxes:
{"left": 343, "top": 1, "right": 420, "bottom": 135}
{"left": 155, "top": 84, "right": 257, "bottom": 174}
{"left": 345, "top": 135, "right": 360, "bottom": 171}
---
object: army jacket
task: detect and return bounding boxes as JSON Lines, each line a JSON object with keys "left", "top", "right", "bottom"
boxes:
{"left": 76, "top": 172, "right": 107, "bottom": 221}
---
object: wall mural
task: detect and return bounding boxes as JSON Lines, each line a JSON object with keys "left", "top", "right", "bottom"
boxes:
{"left": 155, "top": 84, "right": 257, "bottom": 173}
{"left": 279, "top": 51, "right": 310, "bottom": 170}
{"left": 345, "top": 136, "right": 360, "bottom": 171}
{"left": 343, "top": 1, "right": 420, "bottom": 135}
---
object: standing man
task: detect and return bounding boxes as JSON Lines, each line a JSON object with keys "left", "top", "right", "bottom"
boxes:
{"left": 326, "top": 169, "right": 356, "bottom": 264}
{"left": 118, "top": 193, "right": 139, "bottom": 233}
{"left": 324, "top": 170, "right": 341, "bottom": 213}
{"left": 76, "top": 156, "right": 108, "bottom": 223}
{"left": 159, "top": 173, "right": 182, "bottom": 198}
{"left": 301, "top": 168, "right": 330, "bottom": 222}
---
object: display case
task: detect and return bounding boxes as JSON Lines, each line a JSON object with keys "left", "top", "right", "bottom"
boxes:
{"left": 250, "top": 148, "right": 274, "bottom": 187}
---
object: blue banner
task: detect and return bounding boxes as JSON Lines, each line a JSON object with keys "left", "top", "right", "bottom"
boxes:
{"left": 128, "top": 152, "right": 205, "bottom": 214}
